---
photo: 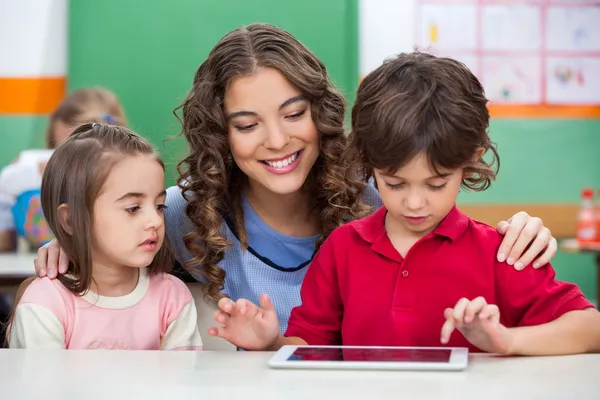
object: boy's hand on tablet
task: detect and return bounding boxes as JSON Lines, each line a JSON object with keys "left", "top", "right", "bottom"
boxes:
{"left": 440, "top": 297, "right": 514, "bottom": 355}
{"left": 208, "top": 294, "right": 280, "bottom": 351}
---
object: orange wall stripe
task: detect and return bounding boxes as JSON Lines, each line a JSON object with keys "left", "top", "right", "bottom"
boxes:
{"left": 488, "top": 104, "right": 600, "bottom": 119}
{"left": 0, "top": 77, "right": 65, "bottom": 114}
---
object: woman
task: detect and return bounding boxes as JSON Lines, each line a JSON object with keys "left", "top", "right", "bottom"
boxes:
{"left": 35, "top": 24, "right": 557, "bottom": 332}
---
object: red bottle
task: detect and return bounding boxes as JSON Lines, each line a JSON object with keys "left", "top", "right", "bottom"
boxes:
{"left": 595, "top": 188, "right": 600, "bottom": 243}
{"left": 577, "top": 188, "right": 596, "bottom": 244}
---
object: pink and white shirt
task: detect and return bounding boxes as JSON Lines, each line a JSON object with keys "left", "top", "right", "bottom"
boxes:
{"left": 9, "top": 268, "right": 203, "bottom": 350}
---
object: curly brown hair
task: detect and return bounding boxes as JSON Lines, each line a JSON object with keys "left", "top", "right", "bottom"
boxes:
{"left": 175, "top": 23, "right": 369, "bottom": 302}
{"left": 347, "top": 51, "right": 499, "bottom": 191}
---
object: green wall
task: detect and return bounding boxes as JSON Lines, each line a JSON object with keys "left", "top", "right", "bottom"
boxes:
{"left": 457, "top": 120, "right": 600, "bottom": 301}
{"left": 0, "top": 117, "right": 48, "bottom": 166}
{"left": 458, "top": 120, "right": 600, "bottom": 204}
{"left": 68, "top": 0, "right": 358, "bottom": 184}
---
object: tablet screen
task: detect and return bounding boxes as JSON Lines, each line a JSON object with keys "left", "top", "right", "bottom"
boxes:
{"left": 288, "top": 347, "right": 452, "bottom": 363}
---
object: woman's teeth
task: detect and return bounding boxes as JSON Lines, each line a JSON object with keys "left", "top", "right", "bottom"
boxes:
{"left": 263, "top": 152, "right": 298, "bottom": 168}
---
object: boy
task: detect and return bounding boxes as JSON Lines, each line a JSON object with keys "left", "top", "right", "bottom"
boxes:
{"left": 208, "top": 52, "right": 600, "bottom": 355}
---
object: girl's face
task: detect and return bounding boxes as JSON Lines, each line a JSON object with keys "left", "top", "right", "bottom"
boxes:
{"left": 91, "top": 154, "right": 166, "bottom": 271}
{"left": 51, "top": 121, "right": 77, "bottom": 147}
{"left": 224, "top": 67, "right": 320, "bottom": 197}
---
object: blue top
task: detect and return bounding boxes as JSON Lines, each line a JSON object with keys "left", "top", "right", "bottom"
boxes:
{"left": 241, "top": 197, "right": 319, "bottom": 268}
{"left": 165, "top": 183, "right": 383, "bottom": 333}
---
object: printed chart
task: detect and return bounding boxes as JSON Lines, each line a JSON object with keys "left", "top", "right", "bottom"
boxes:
{"left": 415, "top": 0, "right": 600, "bottom": 117}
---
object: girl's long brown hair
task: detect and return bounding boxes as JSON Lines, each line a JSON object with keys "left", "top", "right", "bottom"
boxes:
{"left": 175, "top": 23, "right": 369, "bottom": 302}
{"left": 4, "top": 123, "right": 172, "bottom": 347}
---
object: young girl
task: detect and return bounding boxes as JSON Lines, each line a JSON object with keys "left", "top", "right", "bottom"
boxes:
{"left": 8, "top": 123, "right": 203, "bottom": 350}
{"left": 35, "top": 24, "right": 558, "bottom": 335}
{"left": 0, "top": 87, "right": 127, "bottom": 251}
{"left": 209, "top": 52, "right": 600, "bottom": 356}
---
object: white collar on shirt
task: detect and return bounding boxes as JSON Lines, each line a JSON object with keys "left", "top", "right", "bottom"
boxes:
{"left": 80, "top": 267, "right": 150, "bottom": 309}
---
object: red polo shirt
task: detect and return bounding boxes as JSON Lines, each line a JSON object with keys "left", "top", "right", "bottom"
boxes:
{"left": 285, "top": 206, "right": 593, "bottom": 352}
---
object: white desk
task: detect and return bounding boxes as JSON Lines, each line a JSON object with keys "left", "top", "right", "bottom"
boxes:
{"left": 0, "top": 253, "right": 35, "bottom": 286}
{"left": 0, "top": 350, "right": 598, "bottom": 400}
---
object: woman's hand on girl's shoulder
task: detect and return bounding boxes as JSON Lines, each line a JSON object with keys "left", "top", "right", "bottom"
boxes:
{"left": 34, "top": 239, "right": 69, "bottom": 278}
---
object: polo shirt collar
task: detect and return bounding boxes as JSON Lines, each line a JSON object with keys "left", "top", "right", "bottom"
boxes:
{"left": 352, "top": 205, "right": 470, "bottom": 261}
{"left": 432, "top": 205, "right": 470, "bottom": 241}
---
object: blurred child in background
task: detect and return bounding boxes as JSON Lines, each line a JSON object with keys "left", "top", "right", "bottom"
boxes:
{"left": 0, "top": 87, "right": 127, "bottom": 252}
{"left": 0, "top": 87, "right": 126, "bottom": 347}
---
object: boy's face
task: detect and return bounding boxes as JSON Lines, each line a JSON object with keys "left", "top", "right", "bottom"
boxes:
{"left": 373, "top": 153, "right": 463, "bottom": 238}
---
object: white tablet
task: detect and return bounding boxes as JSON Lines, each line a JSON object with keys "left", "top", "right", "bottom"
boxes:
{"left": 268, "top": 345, "right": 469, "bottom": 371}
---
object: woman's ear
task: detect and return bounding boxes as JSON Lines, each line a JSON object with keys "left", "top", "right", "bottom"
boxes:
{"left": 57, "top": 203, "right": 73, "bottom": 235}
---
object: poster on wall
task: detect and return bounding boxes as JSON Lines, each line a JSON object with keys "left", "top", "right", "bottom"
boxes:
{"left": 481, "top": 56, "right": 542, "bottom": 104}
{"left": 482, "top": 5, "right": 541, "bottom": 51}
{"left": 546, "top": 6, "right": 600, "bottom": 51}
{"left": 546, "top": 57, "right": 600, "bottom": 104}
{"left": 418, "top": 4, "right": 477, "bottom": 51}
{"left": 415, "top": 0, "right": 600, "bottom": 117}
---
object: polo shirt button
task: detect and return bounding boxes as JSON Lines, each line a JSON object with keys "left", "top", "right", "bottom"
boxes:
{"left": 402, "top": 270, "right": 409, "bottom": 277}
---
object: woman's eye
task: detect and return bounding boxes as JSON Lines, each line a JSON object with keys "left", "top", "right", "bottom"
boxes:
{"left": 236, "top": 123, "right": 258, "bottom": 132}
{"left": 286, "top": 110, "right": 306, "bottom": 120}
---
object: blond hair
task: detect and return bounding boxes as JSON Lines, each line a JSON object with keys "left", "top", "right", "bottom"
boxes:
{"left": 46, "top": 87, "right": 128, "bottom": 148}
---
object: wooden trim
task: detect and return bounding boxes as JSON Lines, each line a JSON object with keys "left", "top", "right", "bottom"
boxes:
{"left": 458, "top": 203, "right": 579, "bottom": 238}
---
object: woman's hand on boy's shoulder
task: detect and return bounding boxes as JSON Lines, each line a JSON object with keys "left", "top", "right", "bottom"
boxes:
{"left": 496, "top": 211, "right": 557, "bottom": 271}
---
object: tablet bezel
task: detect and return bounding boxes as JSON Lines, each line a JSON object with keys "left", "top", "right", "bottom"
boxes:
{"left": 267, "top": 345, "right": 469, "bottom": 371}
